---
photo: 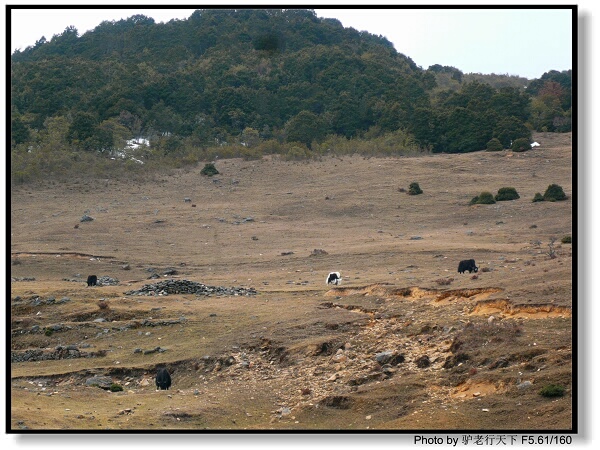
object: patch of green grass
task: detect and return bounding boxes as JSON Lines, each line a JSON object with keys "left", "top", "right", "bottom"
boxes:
{"left": 110, "top": 383, "right": 124, "bottom": 392}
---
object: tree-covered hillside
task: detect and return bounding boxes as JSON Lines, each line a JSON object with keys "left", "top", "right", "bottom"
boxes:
{"left": 10, "top": 8, "right": 572, "bottom": 182}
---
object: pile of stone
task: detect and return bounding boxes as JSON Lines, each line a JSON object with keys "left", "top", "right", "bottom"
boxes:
{"left": 96, "top": 276, "right": 119, "bottom": 286}
{"left": 11, "top": 345, "right": 106, "bottom": 363}
{"left": 124, "top": 279, "right": 257, "bottom": 297}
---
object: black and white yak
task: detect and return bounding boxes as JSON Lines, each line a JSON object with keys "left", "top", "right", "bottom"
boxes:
{"left": 326, "top": 272, "right": 342, "bottom": 285}
{"left": 457, "top": 259, "right": 478, "bottom": 274}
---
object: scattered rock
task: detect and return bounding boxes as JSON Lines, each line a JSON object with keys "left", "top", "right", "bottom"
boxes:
{"left": 143, "top": 346, "right": 164, "bottom": 355}
{"left": 415, "top": 355, "right": 431, "bottom": 368}
{"left": 381, "top": 365, "right": 397, "bottom": 376}
{"left": 489, "top": 358, "right": 509, "bottom": 369}
{"left": 375, "top": 351, "right": 405, "bottom": 366}
{"left": 277, "top": 407, "right": 291, "bottom": 417}
{"left": 517, "top": 380, "right": 533, "bottom": 390}
{"left": 319, "top": 395, "right": 352, "bottom": 409}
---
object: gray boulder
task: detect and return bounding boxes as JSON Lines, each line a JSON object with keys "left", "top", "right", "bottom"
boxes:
{"left": 85, "top": 376, "right": 113, "bottom": 389}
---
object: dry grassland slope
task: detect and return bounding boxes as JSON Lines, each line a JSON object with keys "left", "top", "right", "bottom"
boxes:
{"left": 10, "top": 132, "right": 573, "bottom": 431}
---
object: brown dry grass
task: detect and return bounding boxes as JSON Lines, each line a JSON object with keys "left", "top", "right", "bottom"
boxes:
{"left": 10, "top": 132, "right": 573, "bottom": 431}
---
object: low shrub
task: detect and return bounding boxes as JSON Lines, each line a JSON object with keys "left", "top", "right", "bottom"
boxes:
{"left": 511, "top": 138, "right": 531, "bottom": 152}
{"left": 470, "top": 192, "right": 496, "bottom": 205}
{"left": 539, "top": 384, "right": 565, "bottom": 398}
{"left": 283, "top": 145, "right": 313, "bottom": 161}
{"left": 561, "top": 235, "right": 572, "bottom": 244}
{"left": 110, "top": 383, "right": 124, "bottom": 392}
{"left": 532, "top": 193, "right": 544, "bottom": 202}
{"left": 200, "top": 162, "right": 219, "bottom": 176}
{"left": 408, "top": 182, "right": 423, "bottom": 195}
{"left": 543, "top": 184, "right": 567, "bottom": 201}
{"left": 495, "top": 187, "right": 520, "bottom": 201}
{"left": 486, "top": 138, "right": 503, "bottom": 151}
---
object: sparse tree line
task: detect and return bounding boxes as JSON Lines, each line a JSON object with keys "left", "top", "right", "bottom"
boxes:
{"left": 10, "top": 9, "right": 571, "bottom": 183}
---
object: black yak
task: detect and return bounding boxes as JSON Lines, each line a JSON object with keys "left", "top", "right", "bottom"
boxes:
{"left": 155, "top": 367, "right": 171, "bottom": 390}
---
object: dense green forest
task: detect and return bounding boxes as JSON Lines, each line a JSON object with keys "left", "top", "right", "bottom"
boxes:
{"left": 10, "top": 9, "right": 572, "bottom": 183}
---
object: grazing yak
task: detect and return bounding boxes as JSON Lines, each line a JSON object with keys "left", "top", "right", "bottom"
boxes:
{"left": 326, "top": 272, "right": 341, "bottom": 285}
{"left": 87, "top": 275, "right": 97, "bottom": 286}
{"left": 155, "top": 367, "right": 171, "bottom": 390}
{"left": 457, "top": 259, "right": 478, "bottom": 274}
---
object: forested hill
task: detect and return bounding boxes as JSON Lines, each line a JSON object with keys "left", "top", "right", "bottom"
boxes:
{"left": 11, "top": 8, "right": 572, "bottom": 180}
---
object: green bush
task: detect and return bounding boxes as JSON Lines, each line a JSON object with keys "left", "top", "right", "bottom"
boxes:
{"left": 283, "top": 144, "right": 313, "bottom": 161}
{"left": 495, "top": 187, "right": 520, "bottom": 201}
{"left": 486, "top": 138, "right": 504, "bottom": 151}
{"left": 200, "top": 162, "right": 219, "bottom": 177}
{"left": 532, "top": 192, "right": 544, "bottom": 202}
{"left": 511, "top": 138, "right": 531, "bottom": 152}
{"left": 543, "top": 184, "right": 567, "bottom": 201}
{"left": 561, "top": 235, "right": 572, "bottom": 244}
{"left": 470, "top": 192, "right": 496, "bottom": 205}
{"left": 539, "top": 384, "right": 565, "bottom": 398}
{"left": 408, "top": 182, "right": 423, "bottom": 195}
{"left": 44, "top": 328, "right": 54, "bottom": 337}
{"left": 110, "top": 383, "right": 124, "bottom": 392}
